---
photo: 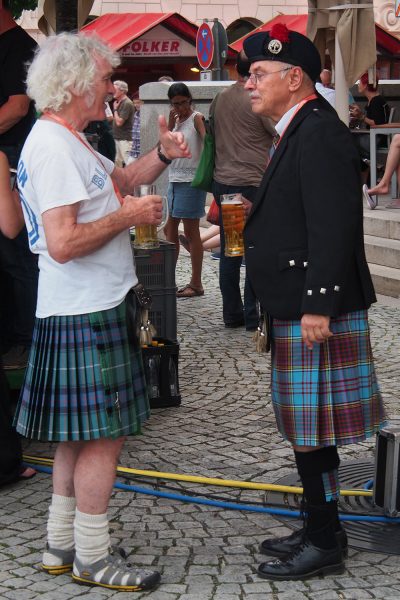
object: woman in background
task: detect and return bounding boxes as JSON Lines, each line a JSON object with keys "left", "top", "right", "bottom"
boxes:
{"left": 350, "top": 73, "right": 390, "bottom": 184}
{"left": 164, "top": 83, "right": 207, "bottom": 298}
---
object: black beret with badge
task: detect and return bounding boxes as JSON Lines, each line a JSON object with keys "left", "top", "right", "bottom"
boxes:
{"left": 243, "top": 23, "right": 321, "bottom": 83}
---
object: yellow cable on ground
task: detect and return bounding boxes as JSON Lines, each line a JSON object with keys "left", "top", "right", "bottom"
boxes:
{"left": 23, "top": 454, "right": 372, "bottom": 497}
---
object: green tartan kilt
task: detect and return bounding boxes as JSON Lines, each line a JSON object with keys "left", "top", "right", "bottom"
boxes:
{"left": 13, "top": 294, "right": 150, "bottom": 441}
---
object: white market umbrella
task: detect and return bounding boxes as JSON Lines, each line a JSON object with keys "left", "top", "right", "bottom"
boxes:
{"left": 37, "top": 0, "right": 95, "bottom": 34}
{"left": 307, "top": 0, "right": 377, "bottom": 124}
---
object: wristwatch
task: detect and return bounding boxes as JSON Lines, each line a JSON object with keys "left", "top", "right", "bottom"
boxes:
{"left": 157, "top": 142, "right": 172, "bottom": 165}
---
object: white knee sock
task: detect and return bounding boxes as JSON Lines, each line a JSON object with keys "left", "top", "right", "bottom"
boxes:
{"left": 43, "top": 494, "right": 76, "bottom": 566}
{"left": 74, "top": 509, "right": 110, "bottom": 565}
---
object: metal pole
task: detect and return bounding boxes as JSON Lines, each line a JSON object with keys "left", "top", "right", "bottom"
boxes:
{"left": 335, "top": 33, "right": 349, "bottom": 126}
{"left": 213, "top": 18, "right": 221, "bottom": 81}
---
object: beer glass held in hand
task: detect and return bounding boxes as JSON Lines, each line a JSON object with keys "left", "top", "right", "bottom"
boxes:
{"left": 133, "top": 185, "right": 169, "bottom": 249}
{"left": 221, "top": 194, "right": 245, "bottom": 257}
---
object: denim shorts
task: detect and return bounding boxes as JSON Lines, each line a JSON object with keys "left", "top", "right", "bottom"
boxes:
{"left": 167, "top": 182, "right": 206, "bottom": 219}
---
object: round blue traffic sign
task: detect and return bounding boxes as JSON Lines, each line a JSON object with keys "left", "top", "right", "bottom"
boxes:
{"left": 196, "top": 22, "right": 214, "bottom": 70}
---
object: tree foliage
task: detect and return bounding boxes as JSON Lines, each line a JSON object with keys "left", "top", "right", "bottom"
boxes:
{"left": 9, "top": 0, "right": 39, "bottom": 20}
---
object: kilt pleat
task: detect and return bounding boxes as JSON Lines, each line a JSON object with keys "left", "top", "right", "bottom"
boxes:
{"left": 271, "top": 310, "right": 386, "bottom": 447}
{"left": 14, "top": 299, "right": 149, "bottom": 442}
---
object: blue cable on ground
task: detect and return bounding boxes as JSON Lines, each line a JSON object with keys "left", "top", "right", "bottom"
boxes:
{"left": 26, "top": 463, "right": 400, "bottom": 524}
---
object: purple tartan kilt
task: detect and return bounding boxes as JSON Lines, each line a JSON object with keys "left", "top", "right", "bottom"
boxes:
{"left": 13, "top": 298, "right": 150, "bottom": 442}
{"left": 271, "top": 310, "right": 386, "bottom": 447}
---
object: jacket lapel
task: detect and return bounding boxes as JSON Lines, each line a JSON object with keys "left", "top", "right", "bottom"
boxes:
{"left": 247, "top": 99, "right": 321, "bottom": 223}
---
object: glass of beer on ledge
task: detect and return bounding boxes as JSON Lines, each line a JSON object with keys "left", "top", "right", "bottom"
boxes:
{"left": 221, "top": 193, "right": 245, "bottom": 257}
{"left": 133, "top": 185, "right": 168, "bottom": 249}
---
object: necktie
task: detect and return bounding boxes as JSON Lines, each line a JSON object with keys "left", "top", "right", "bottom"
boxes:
{"left": 269, "top": 133, "right": 280, "bottom": 159}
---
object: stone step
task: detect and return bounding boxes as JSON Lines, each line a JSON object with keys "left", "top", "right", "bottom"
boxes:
{"left": 363, "top": 208, "right": 400, "bottom": 241}
{"left": 364, "top": 234, "right": 400, "bottom": 269}
{"left": 369, "top": 263, "right": 400, "bottom": 299}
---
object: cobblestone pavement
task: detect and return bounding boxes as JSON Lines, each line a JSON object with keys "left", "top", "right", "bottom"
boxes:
{"left": 2, "top": 250, "right": 400, "bottom": 600}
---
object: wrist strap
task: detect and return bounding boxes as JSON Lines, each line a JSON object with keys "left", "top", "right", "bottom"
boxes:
{"left": 157, "top": 142, "right": 172, "bottom": 165}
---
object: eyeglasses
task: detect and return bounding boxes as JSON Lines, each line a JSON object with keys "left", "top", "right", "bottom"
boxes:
{"left": 248, "top": 67, "right": 292, "bottom": 85}
{"left": 171, "top": 99, "right": 190, "bottom": 107}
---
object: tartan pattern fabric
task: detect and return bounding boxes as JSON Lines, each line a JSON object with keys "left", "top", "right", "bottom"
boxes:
{"left": 271, "top": 310, "right": 386, "bottom": 447}
{"left": 14, "top": 300, "right": 149, "bottom": 441}
{"left": 322, "top": 469, "right": 340, "bottom": 502}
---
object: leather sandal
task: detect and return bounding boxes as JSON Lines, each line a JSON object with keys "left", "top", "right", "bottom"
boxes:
{"left": 72, "top": 548, "right": 160, "bottom": 591}
{"left": 176, "top": 284, "right": 204, "bottom": 298}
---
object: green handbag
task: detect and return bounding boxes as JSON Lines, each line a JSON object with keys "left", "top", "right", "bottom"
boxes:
{"left": 191, "top": 132, "right": 215, "bottom": 193}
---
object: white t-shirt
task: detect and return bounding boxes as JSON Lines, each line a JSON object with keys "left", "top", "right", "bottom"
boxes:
{"left": 18, "top": 119, "right": 137, "bottom": 318}
{"left": 315, "top": 82, "right": 336, "bottom": 109}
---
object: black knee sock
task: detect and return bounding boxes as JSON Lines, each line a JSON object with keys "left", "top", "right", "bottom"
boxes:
{"left": 294, "top": 448, "right": 340, "bottom": 549}
{"left": 326, "top": 499, "right": 341, "bottom": 532}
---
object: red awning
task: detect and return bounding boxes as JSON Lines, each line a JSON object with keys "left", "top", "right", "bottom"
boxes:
{"left": 81, "top": 12, "right": 198, "bottom": 50}
{"left": 229, "top": 14, "right": 307, "bottom": 52}
{"left": 376, "top": 23, "right": 400, "bottom": 55}
{"left": 230, "top": 14, "right": 400, "bottom": 56}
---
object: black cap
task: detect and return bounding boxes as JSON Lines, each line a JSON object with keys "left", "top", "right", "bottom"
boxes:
{"left": 243, "top": 23, "right": 321, "bottom": 83}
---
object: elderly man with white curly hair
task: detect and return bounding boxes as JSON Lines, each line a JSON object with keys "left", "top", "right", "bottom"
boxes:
{"left": 12, "top": 32, "right": 190, "bottom": 593}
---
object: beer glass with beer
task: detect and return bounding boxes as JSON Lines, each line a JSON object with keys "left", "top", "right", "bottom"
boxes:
{"left": 221, "top": 194, "right": 245, "bottom": 257}
{"left": 133, "top": 185, "right": 168, "bottom": 249}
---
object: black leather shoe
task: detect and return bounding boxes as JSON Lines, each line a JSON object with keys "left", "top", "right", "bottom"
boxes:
{"left": 260, "top": 527, "right": 348, "bottom": 559}
{"left": 257, "top": 537, "right": 344, "bottom": 581}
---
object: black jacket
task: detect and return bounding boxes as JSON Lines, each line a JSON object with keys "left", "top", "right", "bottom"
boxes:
{"left": 244, "top": 97, "right": 376, "bottom": 320}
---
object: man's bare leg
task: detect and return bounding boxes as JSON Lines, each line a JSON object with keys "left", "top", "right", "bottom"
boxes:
{"left": 73, "top": 437, "right": 125, "bottom": 514}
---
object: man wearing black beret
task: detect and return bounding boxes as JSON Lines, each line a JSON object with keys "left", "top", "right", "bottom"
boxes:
{"left": 243, "top": 24, "right": 385, "bottom": 580}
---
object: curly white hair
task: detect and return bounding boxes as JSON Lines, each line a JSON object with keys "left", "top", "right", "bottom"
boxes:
{"left": 27, "top": 32, "right": 120, "bottom": 112}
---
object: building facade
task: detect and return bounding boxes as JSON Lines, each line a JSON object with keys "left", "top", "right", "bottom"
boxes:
{"left": 19, "top": 1, "right": 400, "bottom": 44}
{"left": 92, "top": 1, "right": 400, "bottom": 39}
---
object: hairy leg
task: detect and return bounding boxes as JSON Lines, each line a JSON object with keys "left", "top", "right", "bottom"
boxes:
{"left": 53, "top": 441, "right": 84, "bottom": 498}
{"left": 73, "top": 437, "right": 125, "bottom": 514}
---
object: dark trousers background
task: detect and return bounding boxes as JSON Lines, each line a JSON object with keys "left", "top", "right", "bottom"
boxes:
{"left": 211, "top": 181, "right": 259, "bottom": 329}
{"left": 0, "top": 143, "right": 38, "bottom": 351}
